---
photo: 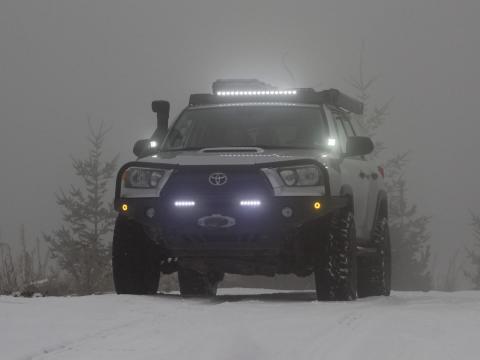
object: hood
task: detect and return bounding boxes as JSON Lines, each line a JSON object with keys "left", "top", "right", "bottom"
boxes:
{"left": 136, "top": 148, "right": 325, "bottom": 166}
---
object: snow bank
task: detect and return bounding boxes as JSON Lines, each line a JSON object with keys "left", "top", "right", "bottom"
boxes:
{"left": 1, "top": 289, "right": 479, "bottom": 360}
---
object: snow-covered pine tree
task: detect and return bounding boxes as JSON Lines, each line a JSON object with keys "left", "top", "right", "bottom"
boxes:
{"left": 347, "top": 54, "right": 432, "bottom": 290}
{"left": 466, "top": 212, "right": 480, "bottom": 289}
{"left": 45, "top": 121, "right": 118, "bottom": 294}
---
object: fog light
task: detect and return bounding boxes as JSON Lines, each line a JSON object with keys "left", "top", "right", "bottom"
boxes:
{"left": 121, "top": 204, "right": 128, "bottom": 212}
{"left": 282, "top": 207, "right": 293, "bottom": 218}
{"left": 313, "top": 201, "right": 322, "bottom": 210}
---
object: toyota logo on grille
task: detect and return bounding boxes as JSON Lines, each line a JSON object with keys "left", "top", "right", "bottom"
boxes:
{"left": 209, "top": 172, "right": 228, "bottom": 186}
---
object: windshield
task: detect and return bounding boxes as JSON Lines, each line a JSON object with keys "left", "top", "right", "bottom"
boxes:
{"left": 163, "top": 105, "right": 329, "bottom": 150}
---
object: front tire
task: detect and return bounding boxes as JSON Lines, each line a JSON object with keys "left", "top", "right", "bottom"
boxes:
{"left": 112, "top": 215, "right": 161, "bottom": 295}
{"left": 314, "top": 209, "right": 358, "bottom": 301}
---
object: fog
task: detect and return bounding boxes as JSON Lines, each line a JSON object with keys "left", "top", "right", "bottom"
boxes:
{"left": 1, "top": 0, "right": 479, "bottom": 287}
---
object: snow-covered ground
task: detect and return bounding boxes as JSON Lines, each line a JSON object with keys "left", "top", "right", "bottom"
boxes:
{"left": 1, "top": 289, "right": 480, "bottom": 360}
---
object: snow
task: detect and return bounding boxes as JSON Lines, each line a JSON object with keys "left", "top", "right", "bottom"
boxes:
{"left": 1, "top": 289, "right": 480, "bottom": 360}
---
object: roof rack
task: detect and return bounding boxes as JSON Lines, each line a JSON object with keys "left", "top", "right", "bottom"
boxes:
{"left": 189, "top": 88, "right": 363, "bottom": 115}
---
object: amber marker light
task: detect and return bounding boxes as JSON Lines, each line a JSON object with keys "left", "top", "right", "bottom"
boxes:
{"left": 121, "top": 204, "right": 129, "bottom": 212}
{"left": 313, "top": 201, "right": 322, "bottom": 210}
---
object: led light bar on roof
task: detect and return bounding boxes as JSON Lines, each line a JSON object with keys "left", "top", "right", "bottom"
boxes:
{"left": 216, "top": 90, "right": 297, "bottom": 96}
{"left": 189, "top": 88, "right": 364, "bottom": 115}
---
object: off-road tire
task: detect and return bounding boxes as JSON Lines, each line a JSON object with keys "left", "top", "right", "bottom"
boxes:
{"left": 357, "top": 216, "right": 391, "bottom": 297}
{"left": 315, "top": 209, "right": 358, "bottom": 301}
{"left": 112, "top": 215, "right": 161, "bottom": 295}
{"left": 178, "top": 268, "right": 222, "bottom": 297}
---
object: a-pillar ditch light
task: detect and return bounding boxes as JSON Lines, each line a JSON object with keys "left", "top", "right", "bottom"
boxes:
{"left": 240, "top": 200, "right": 262, "bottom": 207}
{"left": 216, "top": 90, "right": 297, "bottom": 96}
{"left": 174, "top": 201, "right": 196, "bottom": 207}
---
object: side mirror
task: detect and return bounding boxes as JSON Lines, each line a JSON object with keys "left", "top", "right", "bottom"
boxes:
{"left": 133, "top": 139, "right": 153, "bottom": 158}
{"left": 345, "top": 136, "right": 374, "bottom": 157}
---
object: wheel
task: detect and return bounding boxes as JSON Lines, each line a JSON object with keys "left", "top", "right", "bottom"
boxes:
{"left": 178, "top": 268, "right": 222, "bottom": 297}
{"left": 357, "top": 216, "right": 391, "bottom": 297}
{"left": 112, "top": 215, "right": 161, "bottom": 295}
{"left": 314, "top": 209, "right": 358, "bottom": 301}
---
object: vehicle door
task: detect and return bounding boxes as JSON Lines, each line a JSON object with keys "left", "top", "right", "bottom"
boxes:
{"left": 349, "top": 114, "right": 383, "bottom": 238}
{"left": 325, "top": 107, "right": 371, "bottom": 240}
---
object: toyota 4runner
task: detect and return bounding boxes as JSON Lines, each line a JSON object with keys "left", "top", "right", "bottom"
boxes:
{"left": 113, "top": 80, "right": 391, "bottom": 301}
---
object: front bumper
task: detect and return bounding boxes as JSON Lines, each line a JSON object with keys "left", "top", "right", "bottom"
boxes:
{"left": 114, "top": 195, "right": 347, "bottom": 255}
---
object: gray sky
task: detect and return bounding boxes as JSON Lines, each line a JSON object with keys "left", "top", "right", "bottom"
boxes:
{"left": 1, "top": 0, "right": 479, "bottom": 286}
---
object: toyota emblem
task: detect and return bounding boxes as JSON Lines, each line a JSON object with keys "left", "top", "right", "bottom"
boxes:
{"left": 208, "top": 172, "right": 228, "bottom": 186}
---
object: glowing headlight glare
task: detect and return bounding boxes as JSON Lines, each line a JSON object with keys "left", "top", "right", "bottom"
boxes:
{"left": 240, "top": 200, "right": 261, "bottom": 207}
{"left": 174, "top": 201, "right": 195, "bottom": 207}
{"left": 150, "top": 140, "right": 158, "bottom": 148}
{"left": 327, "top": 138, "right": 336, "bottom": 147}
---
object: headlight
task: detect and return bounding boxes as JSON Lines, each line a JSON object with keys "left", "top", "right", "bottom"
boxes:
{"left": 123, "top": 167, "right": 166, "bottom": 188}
{"left": 278, "top": 165, "right": 322, "bottom": 186}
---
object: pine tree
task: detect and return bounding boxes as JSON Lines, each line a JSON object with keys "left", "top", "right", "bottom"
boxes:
{"left": 45, "top": 121, "right": 118, "bottom": 294}
{"left": 466, "top": 212, "right": 480, "bottom": 289}
{"left": 347, "top": 53, "right": 432, "bottom": 290}
{"left": 385, "top": 155, "right": 431, "bottom": 290}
